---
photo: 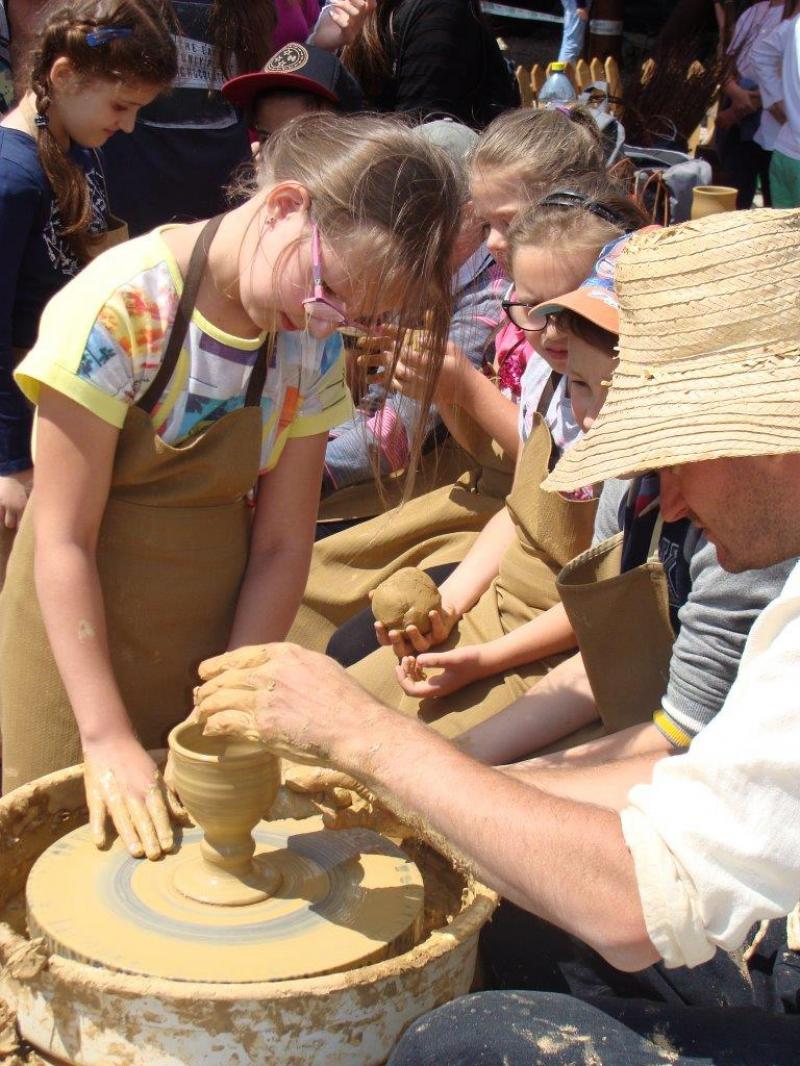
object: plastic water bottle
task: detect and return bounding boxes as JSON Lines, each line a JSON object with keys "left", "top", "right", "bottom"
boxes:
{"left": 538, "top": 62, "right": 577, "bottom": 107}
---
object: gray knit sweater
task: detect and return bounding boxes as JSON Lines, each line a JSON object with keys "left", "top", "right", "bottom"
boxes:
{"left": 593, "top": 478, "right": 796, "bottom": 745}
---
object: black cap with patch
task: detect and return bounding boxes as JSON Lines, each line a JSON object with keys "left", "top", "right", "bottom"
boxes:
{"left": 222, "top": 43, "right": 364, "bottom": 114}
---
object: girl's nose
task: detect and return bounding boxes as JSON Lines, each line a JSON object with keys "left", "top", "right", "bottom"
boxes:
{"left": 486, "top": 228, "right": 507, "bottom": 264}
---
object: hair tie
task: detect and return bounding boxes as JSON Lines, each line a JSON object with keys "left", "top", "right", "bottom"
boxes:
{"left": 86, "top": 26, "right": 133, "bottom": 47}
{"left": 34, "top": 112, "right": 49, "bottom": 128}
{"left": 554, "top": 104, "right": 573, "bottom": 118}
{"left": 537, "top": 188, "right": 634, "bottom": 231}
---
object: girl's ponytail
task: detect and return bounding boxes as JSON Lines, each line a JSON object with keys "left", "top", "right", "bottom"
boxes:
{"left": 27, "top": 0, "right": 176, "bottom": 263}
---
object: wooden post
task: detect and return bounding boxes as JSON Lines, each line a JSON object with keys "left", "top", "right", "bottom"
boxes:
{"left": 516, "top": 65, "right": 534, "bottom": 108}
{"left": 588, "top": 0, "right": 623, "bottom": 62}
{"left": 575, "top": 58, "right": 592, "bottom": 90}
{"left": 531, "top": 63, "right": 546, "bottom": 97}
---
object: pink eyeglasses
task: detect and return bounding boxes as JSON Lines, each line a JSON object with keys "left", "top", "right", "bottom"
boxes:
{"left": 302, "top": 224, "right": 348, "bottom": 327}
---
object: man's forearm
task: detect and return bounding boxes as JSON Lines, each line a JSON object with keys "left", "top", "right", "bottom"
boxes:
{"left": 337, "top": 707, "right": 657, "bottom": 971}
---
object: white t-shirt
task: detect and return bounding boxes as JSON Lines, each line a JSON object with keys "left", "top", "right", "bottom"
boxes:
{"left": 620, "top": 559, "right": 800, "bottom": 969}
{"left": 753, "top": 13, "right": 800, "bottom": 159}
{"left": 518, "top": 354, "right": 580, "bottom": 451}
{"left": 728, "top": 1, "right": 784, "bottom": 150}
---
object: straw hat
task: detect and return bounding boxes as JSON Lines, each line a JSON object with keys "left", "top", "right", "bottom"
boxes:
{"left": 544, "top": 207, "right": 800, "bottom": 493}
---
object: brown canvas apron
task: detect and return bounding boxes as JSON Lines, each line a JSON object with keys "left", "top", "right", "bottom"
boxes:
{"left": 0, "top": 216, "right": 268, "bottom": 793}
{"left": 349, "top": 412, "right": 598, "bottom": 739}
{"left": 556, "top": 521, "right": 675, "bottom": 735}
{"left": 288, "top": 408, "right": 516, "bottom": 654}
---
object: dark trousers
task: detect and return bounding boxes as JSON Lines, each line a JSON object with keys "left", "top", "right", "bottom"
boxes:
{"left": 717, "top": 125, "right": 773, "bottom": 209}
{"left": 388, "top": 989, "right": 800, "bottom": 1064}
{"left": 389, "top": 903, "right": 800, "bottom": 1064}
{"left": 325, "top": 563, "right": 458, "bottom": 667}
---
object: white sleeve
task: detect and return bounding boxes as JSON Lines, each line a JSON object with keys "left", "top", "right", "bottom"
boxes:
{"left": 753, "top": 18, "right": 791, "bottom": 109}
{"left": 620, "top": 566, "right": 800, "bottom": 969}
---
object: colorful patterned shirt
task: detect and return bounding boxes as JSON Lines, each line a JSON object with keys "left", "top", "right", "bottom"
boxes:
{"left": 16, "top": 228, "right": 350, "bottom": 475}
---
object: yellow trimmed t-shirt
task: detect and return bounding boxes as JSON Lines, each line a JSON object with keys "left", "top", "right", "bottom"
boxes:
{"left": 16, "top": 228, "right": 351, "bottom": 474}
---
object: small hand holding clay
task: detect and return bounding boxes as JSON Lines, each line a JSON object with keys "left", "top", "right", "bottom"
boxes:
{"left": 396, "top": 645, "right": 485, "bottom": 699}
{"left": 371, "top": 568, "right": 459, "bottom": 658}
{"left": 82, "top": 736, "right": 174, "bottom": 860}
{"left": 194, "top": 643, "right": 385, "bottom": 767}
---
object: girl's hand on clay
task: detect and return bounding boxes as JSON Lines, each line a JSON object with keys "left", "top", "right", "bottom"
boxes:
{"left": 396, "top": 645, "right": 486, "bottom": 699}
{"left": 83, "top": 735, "right": 174, "bottom": 860}
{"left": 374, "top": 603, "right": 460, "bottom": 659}
{"left": 161, "top": 751, "right": 194, "bottom": 826}
{"left": 308, "top": 0, "right": 375, "bottom": 49}
{"left": 0, "top": 468, "right": 32, "bottom": 529}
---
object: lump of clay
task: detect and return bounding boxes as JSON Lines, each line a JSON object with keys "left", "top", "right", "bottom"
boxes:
{"left": 371, "top": 567, "right": 442, "bottom": 633}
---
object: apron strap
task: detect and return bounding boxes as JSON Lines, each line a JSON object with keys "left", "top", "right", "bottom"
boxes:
{"left": 648, "top": 512, "right": 665, "bottom": 559}
{"left": 536, "top": 370, "right": 563, "bottom": 418}
{"left": 243, "top": 335, "right": 271, "bottom": 407}
{"left": 137, "top": 214, "right": 225, "bottom": 415}
{"left": 535, "top": 370, "right": 563, "bottom": 472}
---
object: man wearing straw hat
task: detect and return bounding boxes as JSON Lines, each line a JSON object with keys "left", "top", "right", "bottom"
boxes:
{"left": 194, "top": 208, "right": 800, "bottom": 1062}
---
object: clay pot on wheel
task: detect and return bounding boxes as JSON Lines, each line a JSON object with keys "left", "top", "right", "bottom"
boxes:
{"left": 168, "top": 721, "right": 282, "bottom": 905}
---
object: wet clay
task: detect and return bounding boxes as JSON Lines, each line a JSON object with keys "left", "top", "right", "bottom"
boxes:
{"left": 2, "top": 760, "right": 496, "bottom": 1066}
{"left": 24, "top": 726, "right": 426, "bottom": 984}
{"left": 168, "top": 722, "right": 283, "bottom": 906}
{"left": 371, "top": 567, "right": 442, "bottom": 633}
{"left": 26, "top": 816, "right": 425, "bottom": 983}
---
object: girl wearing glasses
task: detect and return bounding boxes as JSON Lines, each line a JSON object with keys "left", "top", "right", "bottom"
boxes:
{"left": 0, "top": 113, "right": 459, "bottom": 862}
{"left": 343, "top": 184, "right": 648, "bottom": 740}
{"left": 290, "top": 106, "right": 608, "bottom": 659}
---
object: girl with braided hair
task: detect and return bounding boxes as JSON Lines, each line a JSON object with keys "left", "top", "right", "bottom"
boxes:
{"left": 101, "top": 0, "right": 375, "bottom": 236}
{"left": 0, "top": 0, "right": 175, "bottom": 563}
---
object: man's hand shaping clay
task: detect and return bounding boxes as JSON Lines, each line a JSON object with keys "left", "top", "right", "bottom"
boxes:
{"left": 194, "top": 643, "right": 389, "bottom": 768}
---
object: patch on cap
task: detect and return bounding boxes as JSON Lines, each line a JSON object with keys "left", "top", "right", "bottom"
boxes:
{"left": 266, "top": 43, "right": 309, "bottom": 73}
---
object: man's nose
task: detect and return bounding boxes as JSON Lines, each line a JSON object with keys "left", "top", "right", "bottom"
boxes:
{"left": 659, "top": 469, "right": 689, "bottom": 521}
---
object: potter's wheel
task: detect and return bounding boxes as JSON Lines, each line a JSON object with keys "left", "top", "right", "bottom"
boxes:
{"left": 26, "top": 816, "right": 425, "bottom": 983}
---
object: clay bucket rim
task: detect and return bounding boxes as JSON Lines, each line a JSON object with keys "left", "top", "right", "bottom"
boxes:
{"left": 167, "top": 720, "right": 271, "bottom": 766}
{"left": 1, "top": 762, "right": 498, "bottom": 1002}
{"left": 692, "top": 185, "right": 738, "bottom": 196}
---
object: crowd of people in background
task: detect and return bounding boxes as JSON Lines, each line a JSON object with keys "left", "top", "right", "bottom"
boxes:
{"left": 2, "top": 1, "right": 800, "bottom": 1063}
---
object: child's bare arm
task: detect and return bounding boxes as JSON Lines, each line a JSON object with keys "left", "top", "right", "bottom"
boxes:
{"left": 455, "top": 652, "right": 598, "bottom": 764}
{"left": 397, "top": 601, "right": 575, "bottom": 699}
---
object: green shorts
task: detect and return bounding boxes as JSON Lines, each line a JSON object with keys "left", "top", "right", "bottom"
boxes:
{"left": 769, "top": 149, "right": 800, "bottom": 208}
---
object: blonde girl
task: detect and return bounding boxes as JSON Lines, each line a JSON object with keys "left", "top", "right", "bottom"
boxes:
{"left": 391, "top": 105, "right": 607, "bottom": 461}
{"left": 0, "top": 113, "right": 459, "bottom": 862}
{"left": 0, "top": 0, "right": 175, "bottom": 546}
{"left": 289, "top": 106, "right": 609, "bottom": 657}
{"left": 342, "top": 183, "right": 648, "bottom": 740}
